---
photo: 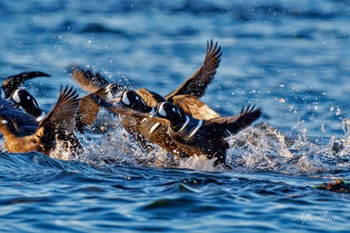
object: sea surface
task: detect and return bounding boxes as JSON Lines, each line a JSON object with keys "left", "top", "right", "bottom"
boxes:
{"left": 1, "top": 0, "right": 350, "bottom": 232}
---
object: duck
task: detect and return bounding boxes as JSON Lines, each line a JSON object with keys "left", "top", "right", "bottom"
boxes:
{"left": 93, "top": 92, "right": 261, "bottom": 166}
{"left": 68, "top": 40, "right": 222, "bottom": 132}
{"left": 97, "top": 90, "right": 186, "bottom": 153}
{"left": 0, "top": 86, "right": 81, "bottom": 156}
{"left": 1, "top": 71, "right": 50, "bottom": 120}
{"left": 150, "top": 102, "right": 262, "bottom": 166}
{"left": 8, "top": 88, "right": 45, "bottom": 121}
{"left": 2, "top": 71, "right": 108, "bottom": 132}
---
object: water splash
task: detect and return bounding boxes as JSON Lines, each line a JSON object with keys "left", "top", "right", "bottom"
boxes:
{"left": 227, "top": 122, "right": 350, "bottom": 174}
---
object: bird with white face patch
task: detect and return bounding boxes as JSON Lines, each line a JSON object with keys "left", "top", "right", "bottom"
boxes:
{"left": 9, "top": 88, "right": 45, "bottom": 121}
{"left": 98, "top": 90, "right": 185, "bottom": 153}
{"left": 68, "top": 40, "right": 222, "bottom": 137}
{"left": 0, "top": 86, "right": 82, "bottom": 156}
{"left": 150, "top": 102, "right": 262, "bottom": 167}
{"left": 1, "top": 71, "right": 50, "bottom": 120}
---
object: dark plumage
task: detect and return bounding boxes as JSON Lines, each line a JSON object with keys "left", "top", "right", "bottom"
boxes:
{"left": 2, "top": 71, "right": 50, "bottom": 98}
{"left": 1, "top": 71, "right": 50, "bottom": 120}
{"left": 0, "top": 86, "right": 81, "bottom": 156}
{"left": 93, "top": 91, "right": 261, "bottom": 166}
{"left": 9, "top": 88, "right": 44, "bottom": 120}
{"left": 165, "top": 40, "right": 222, "bottom": 100}
{"left": 150, "top": 102, "right": 262, "bottom": 166}
{"left": 68, "top": 40, "right": 222, "bottom": 132}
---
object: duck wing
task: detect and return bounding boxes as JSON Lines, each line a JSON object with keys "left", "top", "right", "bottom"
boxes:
{"left": 37, "top": 86, "right": 80, "bottom": 136}
{"left": 68, "top": 65, "right": 112, "bottom": 93}
{"left": 171, "top": 95, "right": 220, "bottom": 120}
{"left": 204, "top": 105, "right": 262, "bottom": 137}
{"left": 76, "top": 87, "right": 109, "bottom": 131}
{"left": 165, "top": 40, "right": 221, "bottom": 100}
{"left": 2, "top": 71, "right": 50, "bottom": 98}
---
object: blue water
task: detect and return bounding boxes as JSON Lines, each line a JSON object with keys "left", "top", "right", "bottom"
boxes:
{"left": 1, "top": 0, "right": 350, "bottom": 232}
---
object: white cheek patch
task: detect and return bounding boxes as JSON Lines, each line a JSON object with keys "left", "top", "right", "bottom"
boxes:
{"left": 158, "top": 104, "right": 167, "bottom": 117}
{"left": 1, "top": 120, "right": 8, "bottom": 124}
{"left": 12, "top": 90, "right": 21, "bottom": 103}
{"left": 122, "top": 93, "right": 130, "bottom": 105}
{"left": 135, "top": 96, "right": 139, "bottom": 101}
{"left": 149, "top": 122, "right": 161, "bottom": 134}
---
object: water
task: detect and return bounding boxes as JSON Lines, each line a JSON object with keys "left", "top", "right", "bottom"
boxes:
{"left": 1, "top": 0, "right": 350, "bottom": 232}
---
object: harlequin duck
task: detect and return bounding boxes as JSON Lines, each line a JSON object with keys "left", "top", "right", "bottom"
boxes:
{"left": 150, "top": 102, "right": 262, "bottom": 166}
{"left": 1, "top": 71, "right": 50, "bottom": 120}
{"left": 9, "top": 88, "right": 45, "bottom": 121}
{"left": 91, "top": 89, "right": 184, "bottom": 155}
{"left": 68, "top": 40, "right": 222, "bottom": 131}
{"left": 94, "top": 86, "right": 222, "bottom": 152}
{"left": 0, "top": 86, "right": 81, "bottom": 156}
{"left": 93, "top": 92, "right": 261, "bottom": 166}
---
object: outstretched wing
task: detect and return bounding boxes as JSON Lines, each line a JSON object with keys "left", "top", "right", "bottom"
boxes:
{"left": 76, "top": 87, "right": 109, "bottom": 131}
{"left": 2, "top": 71, "right": 50, "bottom": 98}
{"left": 205, "top": 105, "right": 262, "bottom": 137}
{"left": 165, "top": 40, "right": 221, "bottom": 100}
{"left": 37, "top": 86, "right": 80, "bottom": 136}
{"left": 67, "top": 65, "right": 112, "bottom": 93}
{"left": 171, "top": 95, "right": 220, "bottom": 120}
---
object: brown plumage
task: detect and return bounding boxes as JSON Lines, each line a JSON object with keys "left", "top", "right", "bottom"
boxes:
{"left": 165, "top": 40, "right": 222, "bottom": 100}
{"left": 0, "top": 86, "right": 81, "bottom": 155}
{"left": 92, "top": 91, "right": 262, "bottom": 166}
{"left": 150, "top": 102, "right": 262, "bottom": 166}
{"left": 68, "top": 40, "right": 222, "bottom": 131}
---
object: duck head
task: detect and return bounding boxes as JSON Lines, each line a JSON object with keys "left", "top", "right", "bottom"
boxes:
{"left": 152, "top": 102, "right": 189, "bottom": 131}
{"left": 9, "top": 89, "right": 44, "bottom": 121}
{"left": 120, "top": 90, "right": 152, "bottom": 113}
